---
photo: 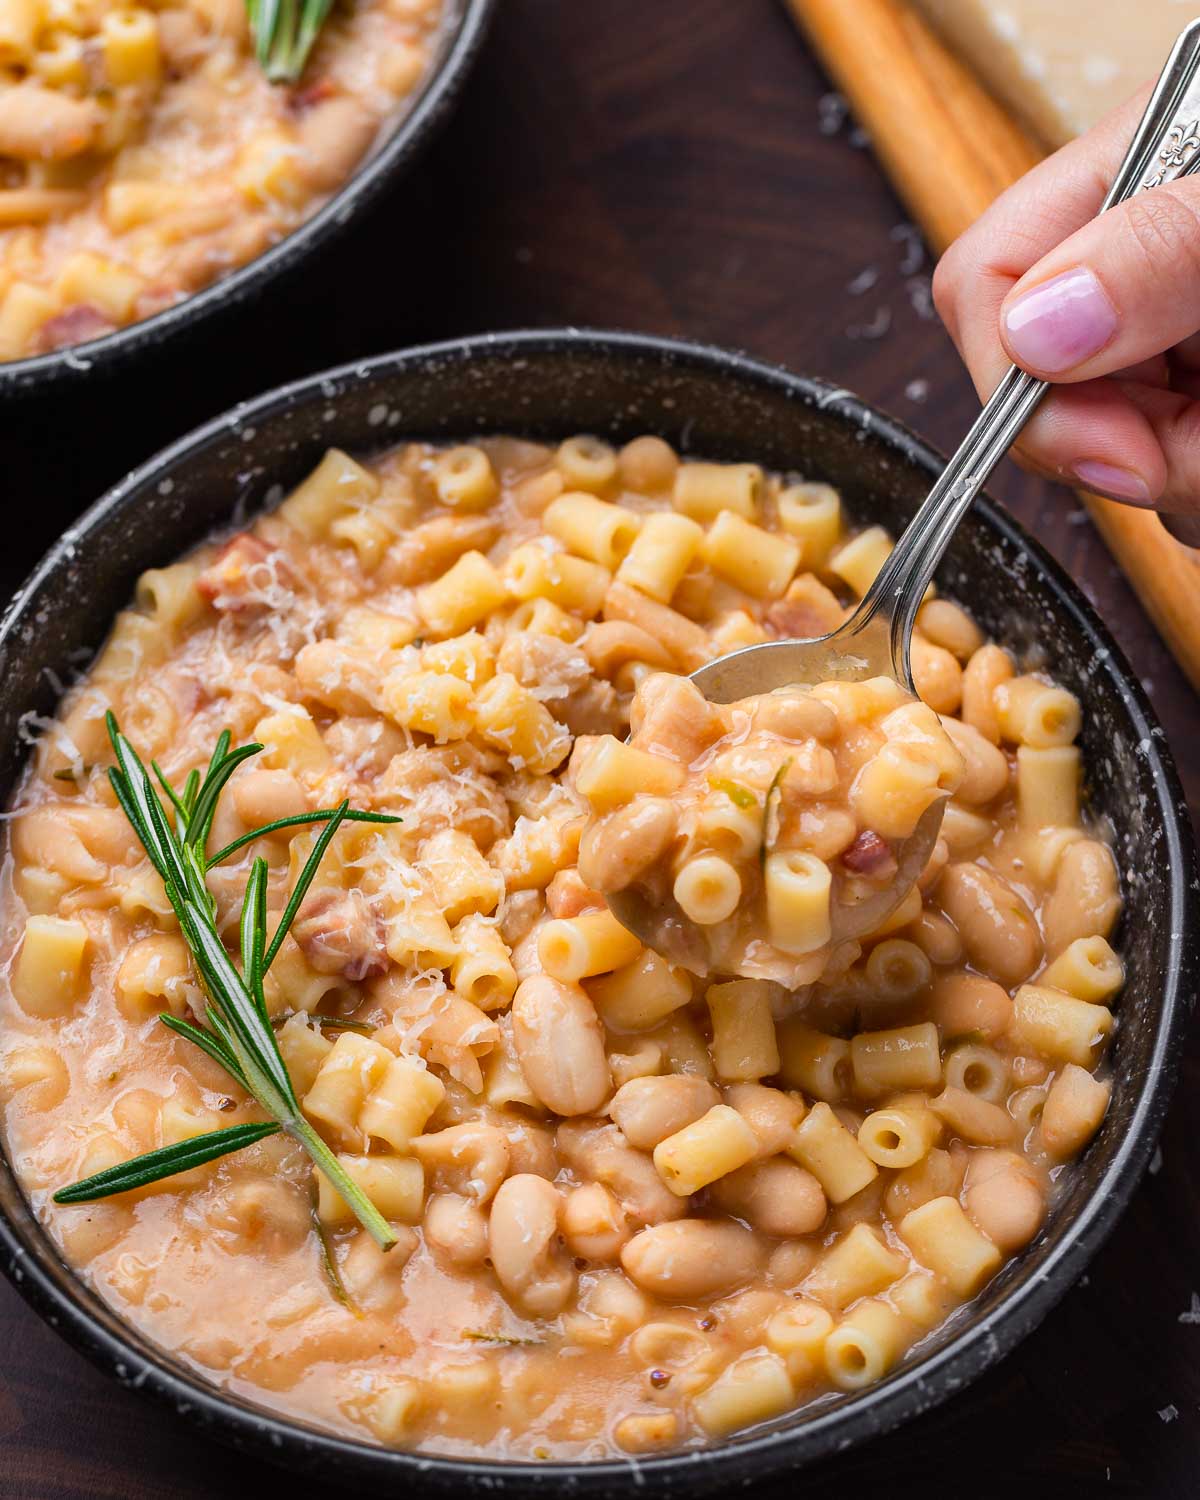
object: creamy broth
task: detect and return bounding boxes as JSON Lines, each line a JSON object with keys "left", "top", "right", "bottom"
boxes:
{"left": 0, "top": 435, "right": 1123, "bottom": 1457}
{"left": 0, "top": 0, "right": 443, "bottom": 360}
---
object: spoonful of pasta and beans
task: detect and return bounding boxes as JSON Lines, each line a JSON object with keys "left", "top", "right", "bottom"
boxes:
{"left": 573, "top": 66, "right": 1198, "bottom": 983}
{"left": 573, "top": 655, "right": 966, "bottom": 986}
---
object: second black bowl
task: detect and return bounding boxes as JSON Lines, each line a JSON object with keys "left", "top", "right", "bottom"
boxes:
{"left": 0, "top": 0, "right": 494, "bottom": 397}
{"left": 0, "top": 330, "right": 1194, "bottom": 1494}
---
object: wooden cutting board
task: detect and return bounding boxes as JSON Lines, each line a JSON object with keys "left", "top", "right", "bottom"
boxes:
{"left": 786, "top": 0, "right": 1200, "bottom": 695}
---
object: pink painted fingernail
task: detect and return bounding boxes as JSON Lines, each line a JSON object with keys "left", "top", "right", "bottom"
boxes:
{"left": 1003, "top": 268, "right": 1119, "bottom": 373}
{"left": 1073, "top": 460, "right": 1152, "bottom": 505}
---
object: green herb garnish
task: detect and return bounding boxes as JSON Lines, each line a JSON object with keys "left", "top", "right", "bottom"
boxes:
{"left": 207, "top": 806, "right": 396, "bottom": 868}
{"left": 245, "top": 0, "right": 336, "bottom": 84}
{"left": 708, "top": 776, "right": 757, "bottom": 810}
{"left": 53, "top": 713, "right": 401, "bottom": 1252}
{"left": 761, "top": 758, "right": 792, "bottom": 863}
{"left": 278, "top": 1012, "right": 377, "bottom": 1037}
{"left": 53, "top": 766, "right": 92, "bottom": 784}
{"left": 54, "top": 1122, "right": 281, "bottom": 1203}
{"left": 312, "top": 1191, "right": 360, "bottom": 1314}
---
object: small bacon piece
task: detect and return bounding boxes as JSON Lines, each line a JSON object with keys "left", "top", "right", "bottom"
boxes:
{"left": 841, "top": 829, "right": 897, "bottom": 879}
{"left": 288, "top": 77, "right": 337, "bottom": 113}
{"left": 545, "top": 868, "right": 603, "bottom": 919}
{"left": 196, "top": 534, "right": 288, "bottom": 609}
{"left": 766, "top": 598, "right": 829, "bottom": 640}
{"left": 35, "top": 304, "right": 115, "bottom": 353}
{"left": 293, "top": 889, "right": 388, "bottom": 981}
{"left": 765, "top": 576, "right": 846, "bottom": 641}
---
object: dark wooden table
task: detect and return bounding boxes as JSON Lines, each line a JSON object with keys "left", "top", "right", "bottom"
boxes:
{"left": 2, "top": 2, "right": 1198, "bottom": 1496}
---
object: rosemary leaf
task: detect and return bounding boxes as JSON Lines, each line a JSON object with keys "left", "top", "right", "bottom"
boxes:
{"left": 311, "top": 1194, "right": 360, "bottom": 1316}
{"left": 207, "top": 807, "right": 400, "bottom": 869}
{"left": 290, "top": 0, "right": 335, "bottom": 77}
{"left": 309, "top": 1015, "right": 375, "bottom": 1036}
{"left": 181, "top": 767, "right": 201, "bottom": 815}
{"left": 246, "top": 0, "right": 336, "bottom": 84}
{"left": 160, "top": 1013, "right": 248, "bottom": 1089}
{"left": 263, "top": 800, "right": 348, "bottom": 972}
{"left": 271, "top": 1011, "right": 374, "bottom": 1037}
{"left": 152, "top": 760, "right": 192, "bottom": 825}
{"left": 189, "top": 743, "right": 263, "bottom": 852}
{"left": 240, "top": 856, "right": 270, "bottom": 1020}
{"left": 53, "top": 1122, "right": 281, "bottom": 1204}
{"left": 183, "top": 904, "right": 297, "bottom": 1112}
{"left": 52, "top": 766, "right": 91, "bottom": 783}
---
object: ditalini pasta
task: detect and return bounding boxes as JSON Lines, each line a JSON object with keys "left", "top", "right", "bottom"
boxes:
{"left": 0, "top": 0, "right": 443, "bottom": 360}
{"left": 0, "top": 433, "right": 1121, "bottom": 1460}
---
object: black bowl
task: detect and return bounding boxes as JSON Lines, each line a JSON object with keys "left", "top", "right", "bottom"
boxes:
{"left": 0, "top": 0, "right": 494, "bottom": 397}
{"left": 0, "top": 331, "right": 1195, "bottom": 1495}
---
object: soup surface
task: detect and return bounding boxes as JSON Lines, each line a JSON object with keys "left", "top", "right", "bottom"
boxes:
{"left": 0, "top": 434, "right": 1123, "bottom": 1458}
{"left": 0, "top": 0, "right": 443, "bottom": 360}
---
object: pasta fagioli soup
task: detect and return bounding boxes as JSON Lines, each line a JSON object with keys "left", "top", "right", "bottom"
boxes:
{"left": 0, "top": 433, "right": 1122, "bottom": 1458}
{"left": 0, "top": 0, "right": 444, "bottom": 361}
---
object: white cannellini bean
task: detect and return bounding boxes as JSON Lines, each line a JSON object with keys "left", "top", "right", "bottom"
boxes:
{"left": 512, "top": 975, "right": 610, "bottom": 1115}
{"left": 423, "top": 1192, "right": 490, "bottom": 1268}
{"left": 620, "top": 1220, "right": 763, "bottom": 1300}
{"left": 710, "top": 1158, "right": 828, "bottom": 1238}
{"left": 0, "top": 86, "right": 102, "bottom": 161}
{"left": 297, "top": 97, "right": 378, "bottom": 192}
{"left": 556, "top": 1120, "right": 687, "bottom": 1226}
{"left": 488, "top": 1174, "right": 575, "bottom": 1316}
{"left": 608, "top": 1074, "right": 720, "bottom": 1150}
{"left": 963, "top": 1149, "right": 1046, "bottom": 1252}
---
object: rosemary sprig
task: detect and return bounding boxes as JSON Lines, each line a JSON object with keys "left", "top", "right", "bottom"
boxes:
{"left": 245, "top": 0, "right": 336, "bottom": 84}
{"left": 53, "top": 714, "right": 402, "bottom": 1252}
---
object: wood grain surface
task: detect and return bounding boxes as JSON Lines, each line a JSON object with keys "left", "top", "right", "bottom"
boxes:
{"left": 0, "top": 2, "right": 1198, "bottom": 1497}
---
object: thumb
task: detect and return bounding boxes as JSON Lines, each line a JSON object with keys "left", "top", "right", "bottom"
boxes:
{"left": 997, "top": 178, "right": 1200, "bottom": 382}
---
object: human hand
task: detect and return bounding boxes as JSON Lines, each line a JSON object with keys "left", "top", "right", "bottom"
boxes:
{"left": 933, "top": 88, "right": 1200, "bottom": 546}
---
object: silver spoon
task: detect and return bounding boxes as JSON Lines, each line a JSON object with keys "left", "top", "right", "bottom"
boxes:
{"left": 611, "top": 19, "right": 1200, "bottom": 970}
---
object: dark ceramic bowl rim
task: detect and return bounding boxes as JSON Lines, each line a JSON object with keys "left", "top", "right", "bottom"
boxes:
{"left": 0, "top": 0, "right": 494, "bottom": 396}
{"left": 0, "top": 330, "right": 1195, "bottom": 1493}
